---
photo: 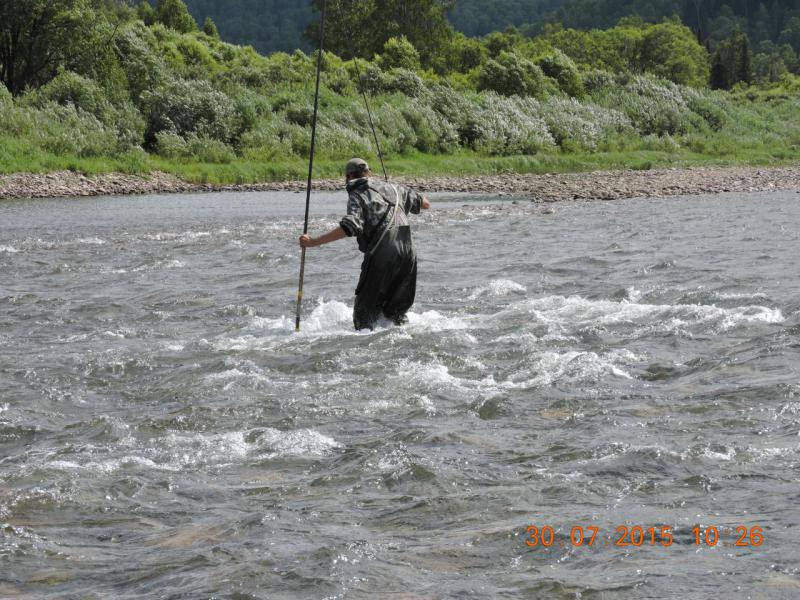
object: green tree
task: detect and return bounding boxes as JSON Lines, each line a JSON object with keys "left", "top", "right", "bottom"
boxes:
{"left": 155, "top": 0, "right": 197, "bottom": 33}
{"left": 484, "top": 27, "right": 526, "bottom": 57}
{"left": 535, "top": 49, "right": 584, "bottom": 96}
{"left": 711, "top": 29, "right": 753, "bottom": 88}
{"left": 306, "top": 0, "right": 455, "bottom": 67}
{"left": 202, "top": 16, "right": 219, "bottom": 38}
{"left": 778, "top": 16, "right": 800, "bottom": 50}
{"left": 0, "top": 0, "right": 107, "bottom": 95}
{"left": 377, "top": 36, "right": 421, "bottom": 70}
{"left": 430, "top": 31, "right": 485, "bottom": 74}
{"left": 477, "top": 50, "right": 551, "bottom": 97}
{"left": 137, "top": 1, "right": 156, "bottom": 25}
{"left": 640, "top": 20, "right": 710, "bottom": 87}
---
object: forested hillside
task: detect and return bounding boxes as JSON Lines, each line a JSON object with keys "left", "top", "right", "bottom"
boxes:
{"left": 179, "top": 0, "right": 800, "bottom": 63}
{"left": 183, "top": 0, "right": 313, "bottom": 53}
{"left": 447, "top": 0, "right": 564, "bottom": 37}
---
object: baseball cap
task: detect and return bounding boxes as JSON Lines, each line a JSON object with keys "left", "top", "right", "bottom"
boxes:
{"left": 345, "top": 158, "right": 369, "bottom": 176}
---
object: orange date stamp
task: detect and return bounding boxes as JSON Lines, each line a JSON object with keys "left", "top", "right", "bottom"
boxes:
{"left": 525, "top": 525, "right": 765, "bottom": 549}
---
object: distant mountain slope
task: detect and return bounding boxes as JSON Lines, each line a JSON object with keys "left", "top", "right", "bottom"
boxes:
{"left": 182, "top": 1, "right": 562, "bottom": 53}
{"left": 448, "top": 0, "right": 565, "bottom": 36}
{"left": 183, "top": 0, "right": 313, "bottom": 53}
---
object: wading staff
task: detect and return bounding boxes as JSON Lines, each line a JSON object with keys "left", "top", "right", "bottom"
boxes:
{"left": 295, "top": 0, "right": 327, "bottom": 332}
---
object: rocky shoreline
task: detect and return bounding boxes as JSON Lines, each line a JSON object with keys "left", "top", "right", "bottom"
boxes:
{"left": 1, "top": 165, "right": 799, "bottom": 201}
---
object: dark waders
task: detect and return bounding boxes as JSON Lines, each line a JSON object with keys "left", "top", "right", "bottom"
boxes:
{"left": 353, "top": 185, "right": 417, "bottom": 330}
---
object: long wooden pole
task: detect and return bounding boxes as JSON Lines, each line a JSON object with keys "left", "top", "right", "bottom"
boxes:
{"left": 295, "top": 0, "right": 327, "bottom": 332}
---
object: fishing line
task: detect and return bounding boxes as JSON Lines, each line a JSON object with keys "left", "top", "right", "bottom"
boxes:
{"left": 295, "top": 0, "right": 327, "bottom": 332}
{"left": 336, "top": 0, "right": 389, "bottom": 181}
{"left": 295, "top": 0, "right": 390, "bottom": 331}
{"left": 351, "top": 56, "right": 389, "bottom": 181}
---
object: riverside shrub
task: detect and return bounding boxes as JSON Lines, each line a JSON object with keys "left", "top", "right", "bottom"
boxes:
{"left": 478, "top": 51, "right": 552, "bottom": 97}
{"left": 591, "top": 75, "right": 696, "bottom": 136}
{"left": 535, "top": 50, "right": 584, "bottom": 97}
{"left": 399, "top": 99, "right": 459, "bottom": 153}
{"left": 27, "top": 71, "right": 114, "bottom": 124}
{"left": 31, "top": 104, "right": 118, "bottom": 157}
{"left": 113, "top": 24, "right": 170, "bottom": 102}
{"left": 539, "top": 97, "right": 632, "bottom": 151}
{"left": 0, "top": 82, "right": 12, "bottom": 107}
{"left": 470, "top": 93, "right": 555, "bottom": 155}
{"left": 140, "top": 79, "right": 247, "bottom": 146}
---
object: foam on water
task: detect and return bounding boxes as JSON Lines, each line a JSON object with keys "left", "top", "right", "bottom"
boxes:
{"left": 143, "top": 230, "right": 216, "bottom": 243}
{"left": 249, "top": 301, "right": 474, "bottom": 341}
{"left": 393, "top": 359, "right": 504, "bottom": 399}
{"left": 205, "top": 360, "right": 272, "bottom": 388}
{"left": 252, "top": 300, "right": 354, "bottom": 336}
{"left": 4, "top": 190, "right": 798, "bottom": 598}
{"left": 77, "top": 237, "right": 106, "bottom": 245}
{"left": 41, "top": 428, "right": 343, "bottom": 474}
{"left": 0, "top": 245, "right": 19, "bottom": 254}
{"left": 514, "top": 294, "right": 783, "bottom": 336}
{"left": 468, "top": 279, "right": 528, "bottom": 299}
{"left": 405, "top": 310, "right": 473, "bottom": 332}
{"left": 506, "top": 349, "right": 639, "bottom": 389}
{"left": 252, "top": 427, "right": 343, "bottom": 459}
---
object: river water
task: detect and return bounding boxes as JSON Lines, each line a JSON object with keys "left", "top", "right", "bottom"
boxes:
{"left": 1, "top": 189, "right": 799, "bottom": 599}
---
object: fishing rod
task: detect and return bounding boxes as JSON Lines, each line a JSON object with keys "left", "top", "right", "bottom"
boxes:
{"left": 294, "top": 0, "right": 390, "bottom": 331}
{"left": 351, "top": 57, "right": 388, "bottom": 181}
{"left": 295, "top": 0, "right": 327, "bottom": 332}
{"left": 337, "top": 0, "right": 388, "bottom": 181}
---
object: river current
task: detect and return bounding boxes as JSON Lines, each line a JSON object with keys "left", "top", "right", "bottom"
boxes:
{"left": 1, "top": 189, "right": 799, "bottom": 599}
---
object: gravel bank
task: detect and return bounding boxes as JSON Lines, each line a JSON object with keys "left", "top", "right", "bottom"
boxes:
{"left": 1, "top": 165, "right": 799, "bottom": 201}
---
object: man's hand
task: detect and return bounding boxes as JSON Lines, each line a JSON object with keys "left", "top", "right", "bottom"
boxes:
{"left": 299, "top": 234, "right": 316, "bottom": 248}
{"left": 422, "top": 196, "right": 431, "bottom": 210}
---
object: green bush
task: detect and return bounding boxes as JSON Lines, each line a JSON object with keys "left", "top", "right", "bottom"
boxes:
{"left": 378, "top": 36, "right": 421, "bottom": 71}
{"left": 468, "top": 93, "right": 555, "bottom": 155}
{"left": 681, "top": 87, "right": 730, "bottom": 131}
{"left": 285, "top": 103, "right": 314, "bottom": 127}
{"left": 187, "top": 136, "right": 235, "bottom": 163}
{"left": 639, "top": 133, "right": 681, "bottom": 152}
{"left": 356, "top": 63, "right": 387, "bottom": 95}
{"left": 27, "top": 71, "right": 114, "bottom": 124}
{"left": 317, "top": 120, "right": 373, "bottom": 158}
{"left": 593, "top": 75, "right": 695, "bottom": 136}
{"left": 114, "top": 24, "right": 169, "bottom": 102}
{"left": 399, "top": 99, "right": 459, "bottom": 153}
{"left": 155, "top": 0, "right": 197, "bottom": 33}
{"left": 371, "top": 101, "right": 418, "bottom": 155}
{"left": 155, "top": 132, "right": 235, "bottom": 163}
{"left": 426, "top": 84, "right": 484, "bottom": 146}
{"left": 581, "top": 70, "right": 618, "bottom": 95}
{"left": 239, "top": 118, "right": 294, "bottom": 160}
{"left": 140, "top": 79, "right": 248, "bottom": 146}
{"left": 32, "top": 103, "right": 118, "bottom": 157}
{"left": 0, "top": 82, "right": 11, "bottom": 107}
{"left": 25, "top": 70, "right": 145, "bottom": 151}
{"left": 535, "top": 50, "right": 584, "bottom": 97}
{"left": 539, "top": 97, "right": 632, "bottom": 151}
{"left": 478, "top": 51, "right": 552, "bottom": 97}
{"left": 176, "top": 35, "right": 219, "bottom": 76}
{"left": 384, "top": 68, "right": 427, "bottom": 97}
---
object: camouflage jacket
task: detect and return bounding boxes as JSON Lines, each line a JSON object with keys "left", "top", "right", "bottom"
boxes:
{"left": 340, "top": 177, "right": 423, "bottom": 253}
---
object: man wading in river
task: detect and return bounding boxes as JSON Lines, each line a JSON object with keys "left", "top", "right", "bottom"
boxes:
{"left": 299, "top": 158, "right": 431, "bottom": 330}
